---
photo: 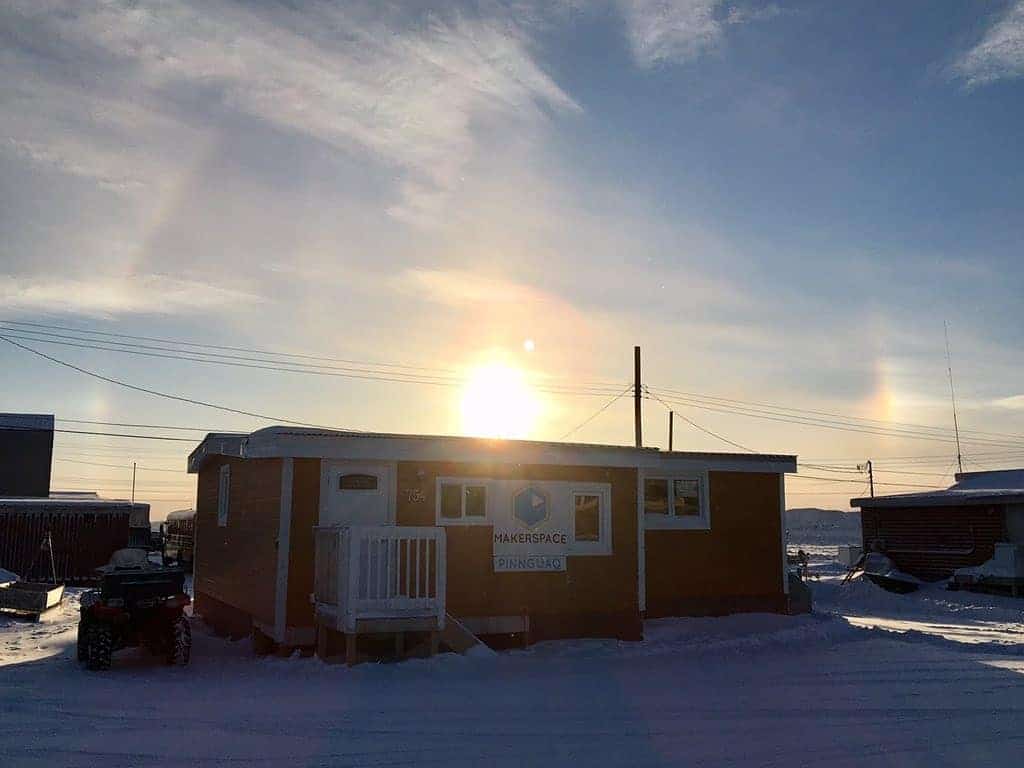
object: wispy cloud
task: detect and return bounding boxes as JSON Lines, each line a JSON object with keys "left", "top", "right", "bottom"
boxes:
{"left": 951, "top": 1, "right": 1024, "bottom": 88}
{"left": 1, "top": 1, "right": 577, "bottom": 227}
{"left": 614, "top": 1, "right": 781, "bottom": 67}
{"left": 992, "top": 394, "right": 1024, "bottom": 410}
{"left": 0, "top": 274, "right": 260, "bottom": 318}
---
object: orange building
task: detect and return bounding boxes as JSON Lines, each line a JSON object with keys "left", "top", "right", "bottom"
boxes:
{"left": 188, "top": 428, "right": 796, "bottom": 657}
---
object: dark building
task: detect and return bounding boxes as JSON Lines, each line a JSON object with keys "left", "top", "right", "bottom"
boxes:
{"left": 0, "top": 413, "right": 151, "bottom": 583}
{"left": 852, "top": 469, "right": 1024, "bottom": 581}
{"left": 0, "top": 413, "right": 54, "bottom": 497}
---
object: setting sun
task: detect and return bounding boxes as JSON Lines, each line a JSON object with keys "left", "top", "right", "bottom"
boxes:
{"left": 460, "top": 363, "right": 540, "bottom": 439}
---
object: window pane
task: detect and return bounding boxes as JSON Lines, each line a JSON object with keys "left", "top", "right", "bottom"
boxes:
{"left": 339, "top": 473, "right": 378, "bottom": 491}
{"left": 673, "top": 479, "right": 701, "bottom": 516}
{"left": 644, "top": 478, "right": 669, "bottom": 514}
{"left": 574, "top": 494, "right": 601, "bottom": 541}
{"left": 465, "top": 486, "right": 486, "bottom": 518}
{"left": 440, "top": 484, "right": 463, "bottom": 519}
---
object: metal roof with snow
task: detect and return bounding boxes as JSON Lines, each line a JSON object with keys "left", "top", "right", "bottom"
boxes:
{"left": 188, "top": 426, "right": 797, "bottom": 474}
{"left": 851, "top": 469, "right": 1024, "bottom": 509}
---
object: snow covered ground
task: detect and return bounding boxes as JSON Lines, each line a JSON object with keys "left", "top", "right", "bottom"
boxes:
{"left": 2, "top": 555, "right": 1024, "bottom": 767}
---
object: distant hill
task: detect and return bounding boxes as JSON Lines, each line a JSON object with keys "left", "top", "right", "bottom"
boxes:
{"left": 785, "top": 507, "right": 861, "bottom": 546}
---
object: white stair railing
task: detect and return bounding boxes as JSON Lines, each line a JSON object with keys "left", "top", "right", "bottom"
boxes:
{"left": 314, "top": 526, "right": 446, "bottom": 633}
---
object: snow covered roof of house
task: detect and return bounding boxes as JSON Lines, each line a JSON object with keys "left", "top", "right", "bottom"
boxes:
{"left": 0, "top": 493, "right": 148, "bottom": 513}
{"left": 851, "top": 468, "right": 1024, "bottom": 509}
{"left": 188, "top": 426, "right": 797, "bottom": 475}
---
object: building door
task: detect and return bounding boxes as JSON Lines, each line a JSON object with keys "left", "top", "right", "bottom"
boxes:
{"left": 321, "top": 462, "right": 394, "bottom": 527}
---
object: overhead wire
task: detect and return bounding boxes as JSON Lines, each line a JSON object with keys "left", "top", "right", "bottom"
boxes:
{"left": 646, "top": 382, "right": 1024, "bottom": 443}
{"left": 560, "top": 384, "right": 633, "bottom": 441}
{"left": 645, "top": 388, "right": 756, "bottom": 452}
{"left": 0, "top": 335, "right": 350, "bottom": 431}
{"left": 644, "top": 391, "right": 1024, "bottom": 449}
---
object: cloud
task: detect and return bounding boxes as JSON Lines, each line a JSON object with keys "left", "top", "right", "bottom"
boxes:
{"left": 614, "top": 1, "right": 780, "bottom": 67}
{"left": 0, "top": 274, "right": 260, "bottom": 317}
{"left": 1, "top": 1, "right": 577, "bottom": 227}
{"left": 6, "top": 139, "right": 144, "bottom": 193}
{"left": 992, "top": 394, "right": 1024, "bottom": 410}
{"left": 951, "top": 1, "right": 1024, "bottom": 87}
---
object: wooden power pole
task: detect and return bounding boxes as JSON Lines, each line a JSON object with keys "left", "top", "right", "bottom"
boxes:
{"left": 668, "top": 411, "right": 674, "bottom": 451}
{"left": 858, "top": 460, "right": 874, "bottom": 497}
{"left": 634, "top": 346, "right": 642, "bottom": 448}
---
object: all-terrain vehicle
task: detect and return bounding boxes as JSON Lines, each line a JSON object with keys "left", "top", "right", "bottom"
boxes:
{"left": 77, "top": 548, "right": 192, "bottom": 670}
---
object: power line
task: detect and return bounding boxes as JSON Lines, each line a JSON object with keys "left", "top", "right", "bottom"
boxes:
{"left": 56, "top": 418, "right": 216, "bottom": 433}
{"left": 1, "top": 424, "right": 196, "bottom": 442}
{"left": 0, "top": 322, "right": 627, "bottom": 395}
{"left": 54, "top": 457, "right": 184, "bottom": 473}
{"left": 644, "top": 391, "right": 1024, "bottom": 449}
{"left": 0, "top": 335, "right": 348, "bottom": 431}
{"left": 790, "top": 473, "right": 943, "bottom": 489}
{"left": 560, "top": 385, "right": 633, "bottom": 441}
{"left": 0, "top": 318, "right": 464, "bottom": 375}
{"left": 646, "top": 382, "right": 1024, "bottom": 443}
{"left": 646, "top": 388, "right": 755, "bottom": 452}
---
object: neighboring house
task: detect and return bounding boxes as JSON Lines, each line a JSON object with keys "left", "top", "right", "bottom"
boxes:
{"left": 0, "top": 494, "right": 151, "bottom": 583}
{"left": 0, "top": 413, "right": 54, "bottom": 497}
{"left": 852, "top": 469, "right": 1024, "bottom": 581}
{"left": 0, "top": 413, "right": 150, "bottom": 583}
{"left": 188, "top": 427, "right": 796, "bottom": 655}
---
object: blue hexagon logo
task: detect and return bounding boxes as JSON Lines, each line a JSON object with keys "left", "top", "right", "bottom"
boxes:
{"left": 513, "top": 486, "right": 549, "bottom": 528}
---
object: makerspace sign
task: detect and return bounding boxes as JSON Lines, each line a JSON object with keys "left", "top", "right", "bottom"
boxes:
{"left": 512, "top": 485, "right": 550, "bottom": 528}
{"left": 493, "top": 484, "right": 569, "bottom": 572}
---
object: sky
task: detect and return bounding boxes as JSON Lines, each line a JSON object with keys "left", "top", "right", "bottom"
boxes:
{"left": 2, "top": 0, "right": 1024, "bottom": 518}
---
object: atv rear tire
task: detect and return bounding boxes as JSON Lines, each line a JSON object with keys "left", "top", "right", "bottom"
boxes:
{"left": 86, "top": 624, "right": 113, "bottom": 671}
{"left": 168, "top": 616, "right": 191, "bottom": 666}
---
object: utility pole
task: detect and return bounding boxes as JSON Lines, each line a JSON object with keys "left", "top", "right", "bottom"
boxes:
{"left": 858, "top": 460, "right": 874, "bottom": 497}
{"left": 668, "top": 410, "right": 674, "bottom": 452}
{"left": 944, "top": 322, "right": 964, "bottom": 475}
{"left": 131, "top": 461, "right": 137, "bottom": 504}
{"left": 634, "top": 346, "right": 642, "bottom": 448}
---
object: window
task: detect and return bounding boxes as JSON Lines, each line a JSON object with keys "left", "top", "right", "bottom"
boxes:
{"left": 573, "top": 493, "right": 601, "bottom": 542}
{"left": 644, "top": 474, "right": 709, "bottom": 530}
{"left": 437, "top": 481, "right": 488, "bottom": 524}
{"left": 339, "top": 473, "right": 378, "bottom": 491}
{"left": 569, "top": 486, "right": 612, "bottom": 554}
{"left": 644, "top": 479, "right": 669, "bottom": 515}
{"left": 217, "top": 465, "right": 230, "bottom": 527}
{"left": 673, "top": 479, "right": 700, "bottom": 516}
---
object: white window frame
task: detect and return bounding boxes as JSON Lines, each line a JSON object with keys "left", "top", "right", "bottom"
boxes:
{"left": 336, "top": 472, "right": 384, "bottom": 495}
{"left": 217, "top": 464, "right": 231, "bottom": 528}
{"left": 642, "top": 472, "right": 710, "bottom": 530}
{"left": 569, "top": 484, "right": 612, "bottom": 555}
{"left": 435, "top": 478, "right": 490, "bottom": 525}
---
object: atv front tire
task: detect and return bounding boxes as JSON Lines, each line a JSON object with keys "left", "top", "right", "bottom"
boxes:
{"left": 168, "top": 616, "right": 191, "bottom": 666}
{"left": 76, "top": 620, "right": 89, "bottom": 663}
{"left": 86, "top": 624, "right": 113, "bottom": 671}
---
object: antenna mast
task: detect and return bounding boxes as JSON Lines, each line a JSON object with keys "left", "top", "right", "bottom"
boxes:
{"left": 944, "top": 321, "right": 963, "bottom": 475}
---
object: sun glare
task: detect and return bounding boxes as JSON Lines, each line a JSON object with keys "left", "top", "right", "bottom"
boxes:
{"left": 460, "top": 363, "right": 540, "bottom": 439}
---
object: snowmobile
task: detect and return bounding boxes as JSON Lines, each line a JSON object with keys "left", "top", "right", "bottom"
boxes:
{"left": 77, "top": 548, "right": 192, "bottom": 670}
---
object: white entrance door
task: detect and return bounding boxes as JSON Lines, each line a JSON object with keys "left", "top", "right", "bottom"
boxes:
{"left": 321, "top": 462, "right": 394, "bottom": 527}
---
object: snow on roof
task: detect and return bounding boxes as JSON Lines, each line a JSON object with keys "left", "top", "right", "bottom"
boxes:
{"left": 851, "top": 468, "right": 1024, "bottom": 508}
{"left": 187, "top": 426, "right": 798, "bottom": 475}
{"left": 0, "top": 495, "right": 149, "bottom": 513}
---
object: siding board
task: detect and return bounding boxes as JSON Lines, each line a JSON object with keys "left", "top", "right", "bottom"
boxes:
{"left": 860, "top": 505, "right": 1006, "bottom": 581}
{"left": 194, "top": 457, "right": 281, "bottom": 630}
{"left": 645, "top": 471, "right": 786, "bottom": 617}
